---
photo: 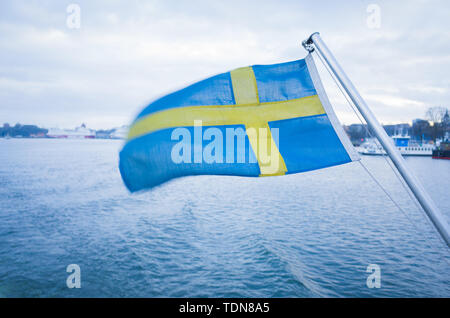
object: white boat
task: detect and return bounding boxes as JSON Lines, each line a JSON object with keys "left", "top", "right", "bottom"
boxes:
{"left": 358, "top": 135, "right": 435, "bottom": 156}
{"left": 47, "top": 124, "right": 95, "bottom": 139}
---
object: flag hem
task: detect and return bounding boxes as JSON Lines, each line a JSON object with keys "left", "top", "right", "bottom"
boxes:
{"left": 305, "top": 53, "right": 360, "bottom": 162}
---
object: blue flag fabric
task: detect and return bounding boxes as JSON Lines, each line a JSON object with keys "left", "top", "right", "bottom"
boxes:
{"left": 119, "top": 54, "right": 359, "bottom": 192}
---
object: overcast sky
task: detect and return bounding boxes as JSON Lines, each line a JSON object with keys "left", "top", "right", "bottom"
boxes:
{"left": 1, "top": 0, "right": 449, "bottom": 129}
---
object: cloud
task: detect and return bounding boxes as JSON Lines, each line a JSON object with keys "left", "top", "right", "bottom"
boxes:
{"left": 0, "top": 0, "right": 449, "bottom": 128}
{"left": 364, "top": 94, "right": 425, "bottom": 108}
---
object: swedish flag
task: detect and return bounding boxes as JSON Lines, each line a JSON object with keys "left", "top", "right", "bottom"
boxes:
{"left": 119, "top": 54, "right": 359, "bottom": 192}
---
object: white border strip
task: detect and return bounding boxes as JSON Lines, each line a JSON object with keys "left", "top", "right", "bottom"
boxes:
{"left": 305, "top": 53, "right": 360, "bottom": 162}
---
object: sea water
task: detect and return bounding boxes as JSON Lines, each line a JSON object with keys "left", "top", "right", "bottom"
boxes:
{"left": 0, "top": 138, "right": 449, "bottom": 297}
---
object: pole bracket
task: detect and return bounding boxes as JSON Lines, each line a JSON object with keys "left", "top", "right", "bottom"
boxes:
{"left": 301, "top": 40, "right": 314, "bottom": 52}
{"left": 302, "top": 32, "right": 320, "bottom": 53}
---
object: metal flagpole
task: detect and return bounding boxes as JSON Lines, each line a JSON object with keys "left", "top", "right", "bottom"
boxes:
{"left": 303, "top": 32, "right": 450, "bottom": 247}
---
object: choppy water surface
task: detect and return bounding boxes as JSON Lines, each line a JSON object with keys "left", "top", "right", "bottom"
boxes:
{"left": 0, "top": 139, "right": 449, "bottom": 297}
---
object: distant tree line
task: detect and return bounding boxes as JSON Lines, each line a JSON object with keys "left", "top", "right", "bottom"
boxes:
{"left": 0, "top": 123, "right": 48, "bottom": 137}
{"left": 344, "top": 107, "right": 449, "bottom": 145}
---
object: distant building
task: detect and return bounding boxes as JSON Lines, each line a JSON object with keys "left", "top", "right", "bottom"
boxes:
{"left": 343, "top": 124, "right": 368, "bottom": 146}
{"left": 382, "top": 123, "right": 410, "bottom": 136}
{"left": 95, "top": 125, "right": 128, "bottom": 139}
{"left": 95, "top": 131, "right": 112, "bottom": 139}
{"left": 110, "top": 126, "right": 128, "bottom": 139}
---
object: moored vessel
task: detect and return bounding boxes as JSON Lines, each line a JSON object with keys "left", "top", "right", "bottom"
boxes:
{"left": 358, "top": 135, "right": 435, "bottom": 156}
